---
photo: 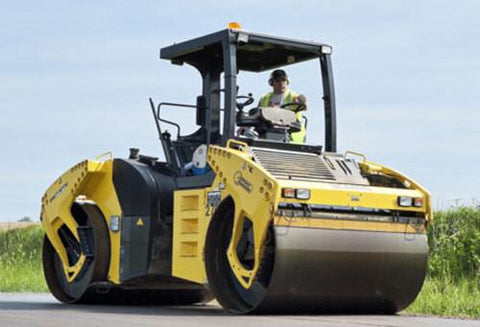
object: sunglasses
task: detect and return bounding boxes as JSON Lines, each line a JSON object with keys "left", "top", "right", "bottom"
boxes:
{"left": 274, "top": 78, "right": 287, "bottom": 83}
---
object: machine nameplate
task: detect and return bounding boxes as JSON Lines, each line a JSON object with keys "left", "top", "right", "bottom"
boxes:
{"left": 233, "top": 171, "right": 252, "bottom": 193}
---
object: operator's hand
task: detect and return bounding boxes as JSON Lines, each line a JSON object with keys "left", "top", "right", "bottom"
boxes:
{"left": 236, "top": 127, "right": 246, "bottom": 136}
{"left": 295, "top": 94, "right": 307, "bottom": 111}
{"left": 295, "top": 94, "right": 307, "bottom": 105}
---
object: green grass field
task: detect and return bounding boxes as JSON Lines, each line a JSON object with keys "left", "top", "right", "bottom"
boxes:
{"left": 406, "top": 277, "right": 480, "bottom": 318}
{"left": 406, "top": 207, "right": 480, "bottom": 318}
{"left": 1, "top": 207, "right": 479, "bottom": 318}
{"left": 0, "top": 225, "right": 47, "bottom": 292}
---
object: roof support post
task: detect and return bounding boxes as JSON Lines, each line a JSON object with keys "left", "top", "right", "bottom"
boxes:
{"left": 200, "top": 65, "right": 221, "bottom": 145}
{"left": 221, "top": 33, "right": 238, "bottom": 146}
{"left": 320, "top": 54, "right": 337, "bottom": 152}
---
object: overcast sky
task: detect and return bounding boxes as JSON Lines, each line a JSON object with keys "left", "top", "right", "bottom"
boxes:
{"left": 1, "top": 0, "right": 479, "bottom": 222}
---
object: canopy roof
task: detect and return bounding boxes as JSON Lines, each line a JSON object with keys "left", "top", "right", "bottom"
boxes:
{"left": 160, "top": 28, "right": 332, "bottom": 72}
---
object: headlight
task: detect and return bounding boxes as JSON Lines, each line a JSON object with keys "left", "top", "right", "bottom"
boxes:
{"left": 296, "top": 189, "right": 311, "bottom": 200}
{"left": 398, "top": 196, "right": 413, "bottom": 207}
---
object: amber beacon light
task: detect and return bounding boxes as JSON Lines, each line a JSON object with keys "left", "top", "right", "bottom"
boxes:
{"left": 228, "top": 22, "right": 242, "bottom": 29}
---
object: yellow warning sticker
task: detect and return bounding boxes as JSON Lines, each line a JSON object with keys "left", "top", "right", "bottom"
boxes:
{"left": 136, "top": 218, "right": 144, "bottom": 226}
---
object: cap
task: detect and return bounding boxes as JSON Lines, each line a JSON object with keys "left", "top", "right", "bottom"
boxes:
{"left": 270, "top": 69, "right": 288, "bottom": 80}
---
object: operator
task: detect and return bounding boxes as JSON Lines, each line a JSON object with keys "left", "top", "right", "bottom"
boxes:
{"left": 258, "top": 69, "right": 307, "bottom": 143}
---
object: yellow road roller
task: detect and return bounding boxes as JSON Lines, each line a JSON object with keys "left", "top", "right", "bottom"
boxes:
{"left": 40, "top": 26, "right": 432, "bottom": 313}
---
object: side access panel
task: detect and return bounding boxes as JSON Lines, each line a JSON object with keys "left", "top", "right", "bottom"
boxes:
{"left": 172, "top": 189, "right": 213, "bottom": 284}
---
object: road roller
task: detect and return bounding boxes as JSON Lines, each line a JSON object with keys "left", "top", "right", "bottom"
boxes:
{"left": 40, "top": 26, "right": 432, "bottom": 313}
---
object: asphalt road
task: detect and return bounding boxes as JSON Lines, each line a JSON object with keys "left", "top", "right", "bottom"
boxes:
{"left": 1, "top": 293, "right": 479, "bottom": 327}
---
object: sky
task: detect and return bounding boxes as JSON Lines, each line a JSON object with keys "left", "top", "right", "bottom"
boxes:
{"left": 0, "top": 0, "right": 479, "bottom": 222}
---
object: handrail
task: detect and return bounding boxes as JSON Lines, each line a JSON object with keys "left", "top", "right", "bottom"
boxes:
{"left": 227, "top": 139, "right": 249, "bottom": 152}
{"left": 156, "top": 102, "right": 196, "bottom": 138}
{"left": 95, "top": 152, "right": 113, "bottom": 161}
{"left": 344, "top": 150, "right": 367, "bottom": 163}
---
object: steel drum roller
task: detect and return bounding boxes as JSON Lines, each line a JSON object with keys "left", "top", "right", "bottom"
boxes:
{"left": 206, "top": 213, "right": 427, "bottom": 314}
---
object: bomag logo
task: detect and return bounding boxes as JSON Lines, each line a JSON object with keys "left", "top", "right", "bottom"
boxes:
{"left": 233, "top": 171, "right": 252, "bottom": 193}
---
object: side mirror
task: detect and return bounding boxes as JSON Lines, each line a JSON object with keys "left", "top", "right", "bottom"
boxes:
{"left": 196, "top": 95, "right": 207, "bottom": 126}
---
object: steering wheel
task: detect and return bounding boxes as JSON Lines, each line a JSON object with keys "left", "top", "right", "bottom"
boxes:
{"left": 236, "top": 93, "right": 254, "bottom": 111}
{"left": 280, "top": 102, "right": 306, "bottom": 113}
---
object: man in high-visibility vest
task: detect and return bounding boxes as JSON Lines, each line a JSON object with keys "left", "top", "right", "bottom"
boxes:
{"left": 258, "top": 69, "right": 307, "bottom": 143}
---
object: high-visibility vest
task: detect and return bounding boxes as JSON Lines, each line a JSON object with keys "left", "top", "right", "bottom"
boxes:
{"left": 259, "top": 90, "right": 306, "bottom": 143}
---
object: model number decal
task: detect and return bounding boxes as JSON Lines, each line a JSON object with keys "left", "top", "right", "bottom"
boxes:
{"left": 50, "top": 183, "right": 69, "bottom": 203}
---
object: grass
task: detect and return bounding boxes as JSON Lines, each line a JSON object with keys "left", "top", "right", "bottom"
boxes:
{"left": 406, "top": 277, "right": 480, "bottom": 318}
{"left": 1, "top": 207, "right": 480, "bottom": 318}
{"left": 405, "top": 206, "right": 480, "bottom": 319}
{"left": 429, "top": 208, "right": 480, "bottom": 280}
{"left": 0, "top": 225, "right": 47, "bottom": 292}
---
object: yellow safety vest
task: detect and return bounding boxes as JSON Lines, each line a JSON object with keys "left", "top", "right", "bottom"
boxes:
{"left": 259, "top": 90, "right": 306, "bottom": 143}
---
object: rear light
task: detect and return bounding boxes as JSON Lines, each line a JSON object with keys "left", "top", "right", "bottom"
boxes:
{"left": 413, "top": 197, "right": 424, "bottom": 207}
{"left": 282, "top": 188, "right": 295, "bottom": 198}
{"left": 398, "top": 196, "right": 413, "bottom": 207}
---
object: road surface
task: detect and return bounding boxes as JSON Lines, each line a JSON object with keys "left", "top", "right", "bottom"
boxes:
{"left": 1, "top": 293, "right": 479, "bottom": 327}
